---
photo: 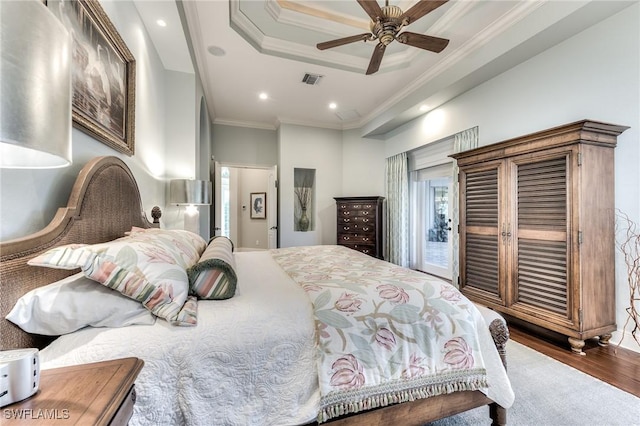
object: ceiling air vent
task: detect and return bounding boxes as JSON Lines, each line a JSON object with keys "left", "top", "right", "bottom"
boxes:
{"left": 302, "top": 73, "right": 323, "bottom": 85}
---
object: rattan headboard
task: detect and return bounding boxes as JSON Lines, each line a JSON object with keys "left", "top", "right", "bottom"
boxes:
{"left": 0, "top": 156, "right": 161, "bottom": 350}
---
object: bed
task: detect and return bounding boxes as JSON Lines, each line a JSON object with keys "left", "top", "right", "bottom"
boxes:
{"left": 0, "top": 156, "right": 514, "bottom": 425}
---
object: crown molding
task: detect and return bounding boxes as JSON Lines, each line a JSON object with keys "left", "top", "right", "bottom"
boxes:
{"left": 276, "top": 116, "right": 345, "bottom": 131}
{"left": 268, "top": 0, "right": 369, "bottom": 35}
{"left": 213, "top": 118, "right": 278, "bottom": 131}
{"left": 354, "top": 0, "right": 547, "bottom": 129}
{"left": 231, "top": 0, "right": 439, "bottom": 74}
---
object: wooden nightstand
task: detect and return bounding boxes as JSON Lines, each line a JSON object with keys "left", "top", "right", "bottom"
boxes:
{"left": 3, "top": 357, "right": 143, "bottom": 425}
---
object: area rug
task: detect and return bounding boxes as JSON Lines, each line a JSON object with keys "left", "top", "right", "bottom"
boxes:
{"left": 427, "top": 340, "right": 640, "bottom": 425}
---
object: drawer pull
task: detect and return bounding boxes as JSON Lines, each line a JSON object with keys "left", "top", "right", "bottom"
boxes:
{"left": 341, "top": 205, "right": 347, "bottom": 208}
{"left": 363, "top": 227, "right": 369, "bottom": 231}
{"left": 363, "top": 211, "right": 369, "bottom": 215}
{"left": 344, "top": 218, "right": 350, "bottom": 223}
{"left": 354, "top": 205, "right": 361, "bottom": 208}
{"left": 344, "top": 211, "right": 350, "bottom": 215}
{"left": 343, "top": 236, "right": 350, "bottom": 240}
{"left": 343, "top": 226, "right": 350, "bottom": 231}
{"left": 365, "top": 205, "right": 372, "bottom": 208}
{"left": 363, "top": 218, "right": 369, "bottom": 222}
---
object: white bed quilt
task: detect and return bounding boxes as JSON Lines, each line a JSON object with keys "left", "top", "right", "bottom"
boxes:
{"left": 39, "top": 249, "right": 513, "bottom": 425}
{"left": 39, "top": 251, "right": 320, "bottom": 426}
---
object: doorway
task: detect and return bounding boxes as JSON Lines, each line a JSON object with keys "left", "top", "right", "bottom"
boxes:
{"left": 211, "top": 162, "right": 278, "bottom": 250}
{"left": 410, "top": 164, "right": 453, "bottom": 280}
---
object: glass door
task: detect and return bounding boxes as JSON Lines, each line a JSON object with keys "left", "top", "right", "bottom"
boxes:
{"left": 212, "top": 162, "right": 237, "bottom": 242}
{"left": 411, "top": 165, "right": 453, "bottom": 280}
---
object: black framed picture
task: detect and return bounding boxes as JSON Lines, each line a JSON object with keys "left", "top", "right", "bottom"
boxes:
{"left": 250, "top": 192, "right": 266, "bottom": 219}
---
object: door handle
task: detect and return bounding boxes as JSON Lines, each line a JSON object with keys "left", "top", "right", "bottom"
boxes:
{"left": 270, "top": 226, "right": 278, "bottom": 230}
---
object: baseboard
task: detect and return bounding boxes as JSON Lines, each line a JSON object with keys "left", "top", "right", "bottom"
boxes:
{"left": 612, "top": 329, "right": 640, "bottom": 353}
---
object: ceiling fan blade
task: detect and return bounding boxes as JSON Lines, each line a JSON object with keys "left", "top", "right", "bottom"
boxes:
{"left": 399, "top": 0, "right": 449, "bottom": 24}
{"left": 366, "top": 43, "right": 386, "bottom": 75}
{"left": 317, "top": 33, "right": 372, "bottom": 50}
{"left": 357, "top": 0, "right": 383, "bottom": 22}
{"left": 396, "top": 32, "right": 449, "bottom": 53}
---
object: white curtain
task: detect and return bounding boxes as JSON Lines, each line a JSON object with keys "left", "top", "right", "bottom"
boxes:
{"left": 385, "top": 152, "right": 409, "bottom": 267}
{"left": 451, "top": 126, "right": 479, "bottom": 287}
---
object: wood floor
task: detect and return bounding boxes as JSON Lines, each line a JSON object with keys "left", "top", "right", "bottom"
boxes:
{"left": 508, "top": 324, "right": 640, "bottom": 398}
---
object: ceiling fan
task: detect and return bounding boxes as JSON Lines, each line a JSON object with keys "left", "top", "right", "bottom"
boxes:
{"left": 316, "top": 0, "right": 450, "bottom": 75}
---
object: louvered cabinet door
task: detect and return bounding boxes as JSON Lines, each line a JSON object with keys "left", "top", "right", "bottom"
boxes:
{"left": 459, "top": 161, "right": 507, "bottom": 305}
{"left": 510, "top": 153, "right": 574, "bottom": 327}
{"left": 452, "top": 120, "right": 626, "bottom": 354}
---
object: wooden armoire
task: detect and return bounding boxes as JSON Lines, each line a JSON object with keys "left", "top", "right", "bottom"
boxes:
{"left": 451, "top": 120, "right": 628, "bottom": 354}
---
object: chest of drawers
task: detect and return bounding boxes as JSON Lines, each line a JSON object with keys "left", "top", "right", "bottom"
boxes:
{"left": 334, "top": 196, "right": 384, "bottom": 259}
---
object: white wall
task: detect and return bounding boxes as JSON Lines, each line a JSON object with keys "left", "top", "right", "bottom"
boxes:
{"left": 278, "top": 124, "right": 343, "bottom": 248}
{"left": 212, "top": 124, "right": 277, "bottom": 167}
{"left": 164, "top": 70, "right": 196, "bottom": 178}
{"left": 236, "top": 168, "right": 270, "bottom": 250}
{"left": 162, "top": 69, "right": 197, "bottom": 231}
{"left": 341, "top": 129, "right": 386, "bottom": 197}
{"left": 383, "top": 4, "right": 640, "bottom": 351}
{"left": 0, "top": 0, "right": 173, "bottom": 240}
{"left": 211, "top": 125, "right": 384, "bottom": 248}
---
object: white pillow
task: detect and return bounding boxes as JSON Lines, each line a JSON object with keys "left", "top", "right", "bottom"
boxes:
{"left": 6, "top": 272, "right": 156, "bottom": 336}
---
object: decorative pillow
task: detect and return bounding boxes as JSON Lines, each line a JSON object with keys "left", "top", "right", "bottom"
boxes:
{"left": 187, "top": 236, "right": 237, "bottom": 300}
{"left": 6, "top": 272, "right": 156, "bottom": 335}
{"left": 27, "top": 229, "right": 206, "bottom": 326}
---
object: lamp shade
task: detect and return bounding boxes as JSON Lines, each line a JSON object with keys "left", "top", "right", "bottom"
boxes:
{"left": 169, "top": 179, "right": 212, "bottom": 205}
{"left": 0, "top": 0, "right": 72, "bottom": 168}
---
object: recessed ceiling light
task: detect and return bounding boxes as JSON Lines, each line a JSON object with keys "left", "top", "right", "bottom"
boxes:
{"left": 419, "top": 104, "right": 429, "bottom": 112}
{"left": 207, "top": 45, "right": 226, "bottom": 57}
{"left": 259, "top": 92, "right": 268, "bottom": 100}
{"left": 156, "top": 19, "right": 167, "bottom": 27}
{"left": 329, "top": 102, "right": 337, "bottom": 110}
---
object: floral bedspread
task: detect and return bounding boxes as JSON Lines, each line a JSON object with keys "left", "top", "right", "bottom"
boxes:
{"left": 271, "top": 245, "right": 490, "bottom": 423}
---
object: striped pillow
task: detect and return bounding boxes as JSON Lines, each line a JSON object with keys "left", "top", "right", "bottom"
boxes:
{"left": 187, "top": 236, "right": 237, "bottom": 299}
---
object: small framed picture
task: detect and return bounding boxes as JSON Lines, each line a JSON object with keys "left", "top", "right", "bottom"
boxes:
{"left": 250, "top": 192, "right": 266, "bottom": 219}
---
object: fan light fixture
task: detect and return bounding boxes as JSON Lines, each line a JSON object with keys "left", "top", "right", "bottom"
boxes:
{"left": 316, "top": 0, "right": 450, "bottom": 75}
{"left": 0, "top": 0, "right": 72, "bottom": 168}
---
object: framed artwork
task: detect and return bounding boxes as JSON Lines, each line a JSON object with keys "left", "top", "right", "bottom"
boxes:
{"left": 49, "top": 0, "right": 136, "bottom": 155}
{"left": 250, "top": 192, "right": 266, "bottom": 219}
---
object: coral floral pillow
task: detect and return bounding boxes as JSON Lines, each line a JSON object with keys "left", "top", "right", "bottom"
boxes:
{"left": 28, "top": 229, "right": 206, "bottom": 326}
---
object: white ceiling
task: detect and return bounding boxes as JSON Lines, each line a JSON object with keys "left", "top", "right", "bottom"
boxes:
{"left": 136, "top": 0, "right": 635, "bottom": 136}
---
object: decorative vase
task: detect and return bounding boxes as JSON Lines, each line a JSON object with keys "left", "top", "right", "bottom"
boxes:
{"left": 299, "top": 208, "right": 310, "bottom": 232}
